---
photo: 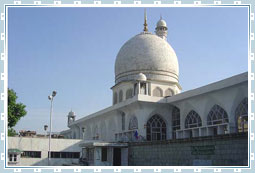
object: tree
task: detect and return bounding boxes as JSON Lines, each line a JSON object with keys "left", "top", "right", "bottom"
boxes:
{"left": 8, "top": 88, "right": 27, "bottom": 136}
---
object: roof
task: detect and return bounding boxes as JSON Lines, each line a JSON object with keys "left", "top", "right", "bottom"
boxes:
{"left": 79, "top": 141, "right": 128, "bottom": 148}
{"left": 69, "top": 72, "right": 248, "bottom": 126}
{"left": 164, "top": 72, "right": 248, "bottom": 103}
{"left": 8, "top": 149, "right": 22, "bottom": 154}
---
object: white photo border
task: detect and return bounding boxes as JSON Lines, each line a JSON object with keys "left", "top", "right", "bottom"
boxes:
{"left": 0, "top": 0, "right": 254, "bottom": 173}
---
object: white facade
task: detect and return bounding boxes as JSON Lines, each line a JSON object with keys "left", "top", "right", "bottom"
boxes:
{"left": 6, "top": 13, "right": 248, "bottom": 167}
{"left": 8, "top": 137, "right": 82, "bottom": 166}
{"left": 58, "top": 15, "right": 248, "bottom": 166}
{"left": 63, "top": 72, "right": 248, "bottom": 142}
{"left": 62, "top": 15, "right": 248, "bottom": 143}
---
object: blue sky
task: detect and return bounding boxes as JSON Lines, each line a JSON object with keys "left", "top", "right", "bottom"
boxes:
{"left": 8, "top": 7, "right": 248, "bottom": 133}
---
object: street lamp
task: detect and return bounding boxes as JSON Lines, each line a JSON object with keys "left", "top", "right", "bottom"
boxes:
{"left": 44, "top": 125, "right": 48, "bottom": 131}
{"left": 44, "top": 125, "right": 48, "bottom": 136}
{"left": 48, "top": 90, "right": 57, "bottom": 166}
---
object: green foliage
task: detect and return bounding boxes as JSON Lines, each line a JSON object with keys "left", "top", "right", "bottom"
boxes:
{"left": 8, "top": 88, "right": 27, "bottom": 128}
{"left": 8, "top": 128, "right": 17, "bottom": 136}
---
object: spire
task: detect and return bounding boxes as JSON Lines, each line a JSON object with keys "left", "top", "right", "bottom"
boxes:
{"left": 160, "top": 14, "right": 162, "bottom": 20}
{"left": 143, "top": 9, "right": 148, "bottom": 32}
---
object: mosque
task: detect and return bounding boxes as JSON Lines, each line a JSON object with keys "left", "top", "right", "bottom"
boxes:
{"left": 59, "top": 12, "right": 248, "bottom": 166}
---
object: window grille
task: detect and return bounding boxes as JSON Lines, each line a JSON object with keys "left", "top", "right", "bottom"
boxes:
{"left": 172, "top": 106, "right": 180, "bottom": 139}
{"left": 146, "top": 114, "right": 166, "bottom": 141}
{"left": 129, "top": 116, "right": 138, "bottom": 130}
{"left": 235, "top": 98, "right": 248, "bottom": 132}
{"left": 207, "top": 105, "right": 228, "bottom": 125}
{"left": 185, "top": 110, "right": 202, "bottom": 128}
{"left": 121, "top": 113, "right": 125, "bottom": 131}
{"left": 21, "top": 151, "right": 41, "bottom": 158}
{"left": 48, "top": 152, "right": 80, "bottom": 159}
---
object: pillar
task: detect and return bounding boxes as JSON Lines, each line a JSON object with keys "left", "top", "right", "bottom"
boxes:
{"left": 138, "top": 82, "right": 140, "bottom": 94}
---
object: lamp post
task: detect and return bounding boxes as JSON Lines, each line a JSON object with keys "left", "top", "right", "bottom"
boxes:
{"left": 44, "top": 125, "right": 48, "bottom": 137}
{"left": 48, "top": 90, "right": 57, "bottom": 166}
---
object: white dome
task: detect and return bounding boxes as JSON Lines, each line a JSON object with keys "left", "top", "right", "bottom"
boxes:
{"left": 115, "top": 32, "right": 179, "bottom": 84}
{"left": 157, "top": 19, "right": 167, "bottom": 27}
{"left": 134, "top": 73, "right": 147, "bottom": 81}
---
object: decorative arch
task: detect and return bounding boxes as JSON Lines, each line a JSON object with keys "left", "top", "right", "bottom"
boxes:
{"left": 140, "top": 82, "right": 146, "bottom": 95}
{"left": 121, "top": 112, "right": 125, "bottom": 131}
{"left": 152, "top": 87, "right": 163, "bottom": 97}
{"left": 129, "top": 115, "right": 138, "bottom": 130}
{"left": 126, "top": 88, "right": 133, "bottom": 99}
{"left": 207, "top": 105, "right": 229, "bottom": 125}
{"left": 185, "top": 110, "right": 202, "bottom": 128}
{"left": 165, "top": 88, "right": 174, "bottom": 97}
{"left": 93, "top": 125, "right": 99, "bottom": 140}
{"left": 108, "top": 117, "right": 116, "bottom": 139}
{"left": 113, "top": 92, "right": 118, "bottom": 104}
{"left": 146, "top": 114, "right": 166, "bottom": 141}
{"left": 119, "top": 90, "right": 123, "bottom": 102}
{"left": 100, "top": 121, "right": 107, "bottom": 140}
{"left": 172, "top": 106, "right": 180, "bottom": 139}
{"left": 85, "top": 125, "right": 91, "bottom": 140}
{"left": 235, "top": 98, "right": 248, "bottom": 132}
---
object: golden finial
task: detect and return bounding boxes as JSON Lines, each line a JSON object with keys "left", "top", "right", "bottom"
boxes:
{"left": 143, "top": 9, "right": 148, "bottom": 32}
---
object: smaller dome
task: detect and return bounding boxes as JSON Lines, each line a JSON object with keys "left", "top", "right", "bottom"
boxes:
{"left": 68, "top": 110, "right": 75, "bottom": 117}
{"left": 134, "top": 73, "right": 147, "bottom": 81}
{"left": 157, "top": 19, "right": 167, "bottom": 27}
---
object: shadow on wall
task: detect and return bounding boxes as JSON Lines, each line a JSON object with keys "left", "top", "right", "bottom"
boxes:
{"left": 32, "top": 141, "right": 83, "bottom": 166}
{"left": 8, "top": 139, "right": 84, "bottom": 166}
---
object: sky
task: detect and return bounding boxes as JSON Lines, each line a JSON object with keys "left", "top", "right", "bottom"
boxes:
{"left": 8, "top": 7, "right": 248, "bottom": 134}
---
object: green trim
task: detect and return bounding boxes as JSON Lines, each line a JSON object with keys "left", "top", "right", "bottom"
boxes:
{"left": 8, "top": 149, "right": 22, "bottom": 154}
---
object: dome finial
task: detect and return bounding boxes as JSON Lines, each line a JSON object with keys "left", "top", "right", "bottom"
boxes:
{"left": 143, "top": 9, "right": 148, "bottom": 32}
{"left": 155, "top": 15, "right": 168, "bottom": 40}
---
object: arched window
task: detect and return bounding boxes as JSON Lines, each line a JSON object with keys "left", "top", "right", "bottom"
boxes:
{"left": 93, "top": 125, "right": 99, "bottom": 140}
{"left": 121, "top": 112, "right": 125, "bottom": 131}
{"left": 165, "top": 88, "right": 173, "bottom": 97}
{"left": 172, "top": 106, "right": 180, "bottom": 139}
{"left": 235, "top": 98, "right": 248, "bottom": 132}
{"left": 140, "top": 83, "right": 146, "bottom": 95}
{"left": 146, "top": 114, "right": 166, "bottom": 141}
{"left": 85, "top": 126, "right": 91, "bottom": 140}
{"left": 113, "top": 92, "right": 118, "bottom": 104}
{"left": 134, "top": 83, "right": 138, "bottom": 95}
{"left": 153, "top": 87, "right": 163, "bottom": 97}
{"left": 207, "top": 105, "right": 228, "bottom": 125}
{"left": 126, "top": 88, "right": 133, "bottom": 99}
{"left": 119, "top": 90, "right": 123, "bottom": 102}
{"left": 100, "top": 121, "right": 106, "bottom": 140}
{"left": 185, "top": 110, "right": 202, "bottom": 128}
{"left": 129, "top": 115, "right": 138, "bottom": 130}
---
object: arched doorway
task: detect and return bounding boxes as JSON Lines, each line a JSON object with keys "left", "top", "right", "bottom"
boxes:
{"left": 146, "top": 114, "right": 166, "bottom": 141}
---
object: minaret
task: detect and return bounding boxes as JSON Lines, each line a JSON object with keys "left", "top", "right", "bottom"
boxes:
{"left": 67, "top": 110, "right": 76, "bottom": 127}
{"left": 155, "top": 15, "right": 168, "bottom": 40}
{"left": 143, "top": 9, "right": 148, "bottom": 32}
